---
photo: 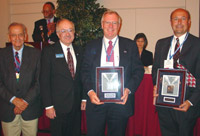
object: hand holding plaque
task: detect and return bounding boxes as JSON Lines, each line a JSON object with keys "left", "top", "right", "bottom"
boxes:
{"left": 155, "top": 69, "right": 186, "bottom": 108}
{"left": 96, "top": 67, "right": 124, "bottom": 103}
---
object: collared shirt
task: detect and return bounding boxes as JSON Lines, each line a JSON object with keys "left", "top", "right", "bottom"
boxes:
{"left": 10, "top": 45, "right": 27, "bottom": 104}
{"left": 101, "top": 36, "right": 119, "bottom": 67}
{"left": 12, "top": 45, "right": 24, "bottom": 63}
{"left": 46, "top": 16, "right": 54, "bottom": 24}
{"left": 167, "top": 32, "right": 187, "bottom": 61}
{"left": 60, "top": 41, "right": 77, "bottom": 74}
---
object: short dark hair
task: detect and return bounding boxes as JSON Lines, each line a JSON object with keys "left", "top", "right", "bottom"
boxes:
{"left": 134, "top": 33, "right": 148, "bottom": 49}
{"left": 44, "top": 2, "right": 55, "bottom": 10}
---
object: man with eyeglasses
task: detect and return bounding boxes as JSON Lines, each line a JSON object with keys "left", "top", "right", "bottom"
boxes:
{"left": 40, "top": 19, "right": 86, "bottom": 136}
{"left": 81, "top": 10, "right": 144, "bottom": 136}
{"left": 0, "top": 22, "right": 42, "bottom": 136}
{"left": 32, "top": 2, "right": 59, "bottom": 43}
{"left": 152, "top": 8, "right": 200, "bottom": 136}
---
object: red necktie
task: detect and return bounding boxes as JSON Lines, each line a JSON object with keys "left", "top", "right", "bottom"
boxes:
{"left": 106, "top": 41, "right": 114, "bottom": 65}
{"left": 14, "top": 52, "right": 20, "bottom": 73}
{"left": 67, "top": 48, "right": 75, "bottom": 79}
{"left": 173, "top": 38, "right": 180, "bottom": 68}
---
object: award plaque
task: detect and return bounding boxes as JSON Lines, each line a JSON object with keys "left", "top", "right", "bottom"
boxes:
{"left": 96, "top": 67, "right": 124, "bottom": 102}
{"left": 155, "top": 69, "right": 186, "bottom": 108}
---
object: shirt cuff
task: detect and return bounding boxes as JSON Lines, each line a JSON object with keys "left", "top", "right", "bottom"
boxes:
{"left": 82, "top": 99, "right": 87, "bottom": 102}
{"left": 187, "top": 100, "right": 193, "bottom": 106}
{"left": 10, "top": 96, "right": 16, "bottom": 103}
{"left": 45, "top": 105, "right": 54, "bottom": 110}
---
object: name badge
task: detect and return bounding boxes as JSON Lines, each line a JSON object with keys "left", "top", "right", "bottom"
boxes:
{"left": 164, "top": 59, "right": 173, "bottom": 69}
{"left": 55, "top": 54, "right": 64, "bottom": 58}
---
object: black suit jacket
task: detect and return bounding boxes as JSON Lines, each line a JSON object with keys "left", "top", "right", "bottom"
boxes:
{"left": 152, "top": 33, "right": 200, "bottom": 106}
{"left": 141, "top": 49, "right": 153, "bottom": 66}
{"left": 32, "top": 17, "right": 59, "bottom": 42}
{"left": 81, "top": 36, "right": 144, "bottom": 116}
{"left": 40, "top": 42, "right": 84, "bottom": 115}
{"left": 0, "top": 45, "right": 42, "bottom": 122}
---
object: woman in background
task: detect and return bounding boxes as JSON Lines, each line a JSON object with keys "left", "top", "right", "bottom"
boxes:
{"left": 134, "top": 33, "right": 153, "bottom": 67}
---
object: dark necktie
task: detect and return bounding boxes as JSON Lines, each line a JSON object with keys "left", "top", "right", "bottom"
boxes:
{"left": 67, "top": 48, "right": 75, "bottom": 79}
{"left": 173, "top": 38, "right": 180, "bottom": 68}
{"left": 106, "top": 41, "right": 114, "bottom": 65}
{"left": 14, "top": 52, "right": 20, "bottom": 73}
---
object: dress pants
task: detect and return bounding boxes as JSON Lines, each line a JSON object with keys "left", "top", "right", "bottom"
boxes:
{"left": 1, "top": 115, "right": 38, "bottom": 136}
{"left": 50, "top": 109, "right": 81, "bottom": 136}
{"left": 86, "top": 103, "right": 129, "bottom": 136}
{"left": 157, "top": 106, "right": 199, "bottom": 136}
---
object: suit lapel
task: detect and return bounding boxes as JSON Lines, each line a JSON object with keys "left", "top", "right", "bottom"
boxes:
{"left": 73, "top": 45, "right": 81, "bottom": 79}
{"left": 6, "top": 46, "right": 17, "bottom": 84}
{"left": 95, "top": 39, "right": 103, "bottom": 67}
{"left": 179, "top": 34, "right": 192, "bottom": 60}
{"left": 54, "top": 42, "right": 73, "bottom": 79}
{"left": 18, "top": 46, "right": 30, "bottom": 85}
{"left": 118, "top": 37, "right": 128, "bottom": 66}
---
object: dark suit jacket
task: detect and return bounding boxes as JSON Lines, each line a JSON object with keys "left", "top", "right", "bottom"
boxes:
{"left": 32, "top": 17, "right": 59, "bottom": 42}
{"left": 0, "top": 45, "right": 42, "bottom": 122}
{"left": 40, "top": 42, "right": 84, "bottom": 115}
{"left": 81, "top": 36, "right": 144, "bottom": 116}
{"left": 141, "top": 49, "right": 153, "bottom": 66}
{"left": 152, "top": 33, "right": 200, "bottom": 106}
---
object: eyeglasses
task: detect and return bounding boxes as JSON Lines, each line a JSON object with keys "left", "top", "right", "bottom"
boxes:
{"left": 171, "top": 17, "right": 188, "bottom": 22}
{"left": 103, "top": 21, "right": 119, "bottom": 26}
{"left": 10, "top": 33, "right": 25, "bottom": 38}
{"left": 41, "top": 10, "right": 52, "bottom": 14}
{"left": 57, "top": 29, "right": 74, "bottom": 33}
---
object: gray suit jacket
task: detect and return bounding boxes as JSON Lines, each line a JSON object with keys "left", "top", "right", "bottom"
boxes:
{"left": 0, "top": 45, "right": 42, "bottom": 122}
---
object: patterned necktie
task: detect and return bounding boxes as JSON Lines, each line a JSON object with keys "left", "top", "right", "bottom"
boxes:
{"left": 67, "top": 48, "right": 75, "bottom": 79}
{"left": 173, "top": 38, "right": 181, "bottom": 68}
{"left": 14, "top": 52, "right": 20, "bottom": 73}
{"left": 106, "top": 40, "right": 114, "bottom": 65}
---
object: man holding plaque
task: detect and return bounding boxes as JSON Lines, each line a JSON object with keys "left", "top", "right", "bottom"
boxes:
{"left": 81, "top": 10, "right": 144, "bottom": 136}
{"left": 152, "top": 8, "right": 200, "bottom": 136}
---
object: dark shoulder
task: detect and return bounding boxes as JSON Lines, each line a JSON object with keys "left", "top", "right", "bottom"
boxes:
{"left": 35, "top": 19, "right": 46, "bottom": 24}
{"left": 143, "top": 49, "right": 153, "bottom": 55}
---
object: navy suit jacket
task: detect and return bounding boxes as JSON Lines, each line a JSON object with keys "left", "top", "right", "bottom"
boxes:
{"left": 0, "top": 45, "right": 42, "bottom": 122}
{"left": 152, "top": 33, "right": 200, "bottom": 106}
{"left": 32, "top": 17, "right": 59, "bottom": 42}
{"left": 40, "top": 42, "right": 84, "bottom": 115}
{"left": 81, "top": 36, "right": 144, "bottom": 116}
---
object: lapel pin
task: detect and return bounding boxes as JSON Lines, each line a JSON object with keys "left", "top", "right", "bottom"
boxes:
{"left": 124, "top": 50, "right": 127, "bottom": 53}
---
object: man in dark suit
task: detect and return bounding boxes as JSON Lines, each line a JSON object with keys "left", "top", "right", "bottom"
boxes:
{"left": 152, "top": 8, "right": 200, "bottom": 136}
{"left": 40, "top": 19, "right": 86, "bottom": 136}
{"left": 0, "top": 22, "right": 41, "bottom": 136}
{"left": 81, "top": 10, "right": 144, "bottom": 136}
{"left": 32, "top": 2, "right": 59, "bottom": 43}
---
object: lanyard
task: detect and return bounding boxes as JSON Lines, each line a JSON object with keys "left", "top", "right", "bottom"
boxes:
{"left": 169, "top": 33, "right": 189, "bottom": 59}
{"left": 103, "top": 37, "right": 118, "bottom": 61}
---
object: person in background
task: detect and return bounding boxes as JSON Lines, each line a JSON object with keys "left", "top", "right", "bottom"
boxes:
{"left": 40, "top": 19, "right": 86, "bottom": 136}
{"left": 0, "top": 22, "right": 42, "bottom": 136}
{"left": 134, "top": 33, "right": 153, "bottom": 67}
{"left": 32, "top": 1, "right": 59, "bottom": 43}
{"left": 81, "top": 10, "right": 144, "bottom": 136}
{"left": 152, "top": 8, "right": 200, "bottom": 136}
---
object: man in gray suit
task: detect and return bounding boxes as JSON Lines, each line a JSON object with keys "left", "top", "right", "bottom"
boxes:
{"left": 0, "top": 22, "right": 42, "bottom": 136}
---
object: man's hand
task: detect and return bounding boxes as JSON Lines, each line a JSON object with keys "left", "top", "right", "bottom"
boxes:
{"left": 117, "top": 88, "right": 129, "bottom": 105}
{"left": 46, "top": 107, "right": 56, "bottom": 119}
{"left": 153, "top": 85, "right": 159, "bottom": 105}
{"left": 47, "top": 23, "right": 56, "bottom": 36}
{"left": 88, "top": 91, "right": 104, "bottom": 105}
{"left": 173, "top": 100, "right": 191, "bottom": 112}
{"left": 14, "top": 106, "right": 22, "bottom": 115}
{"left": 12, "top": 97, "right": 28, "bottom": 111}
{"left": 81, "top": 101, "right": 86, "bottom": 110}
